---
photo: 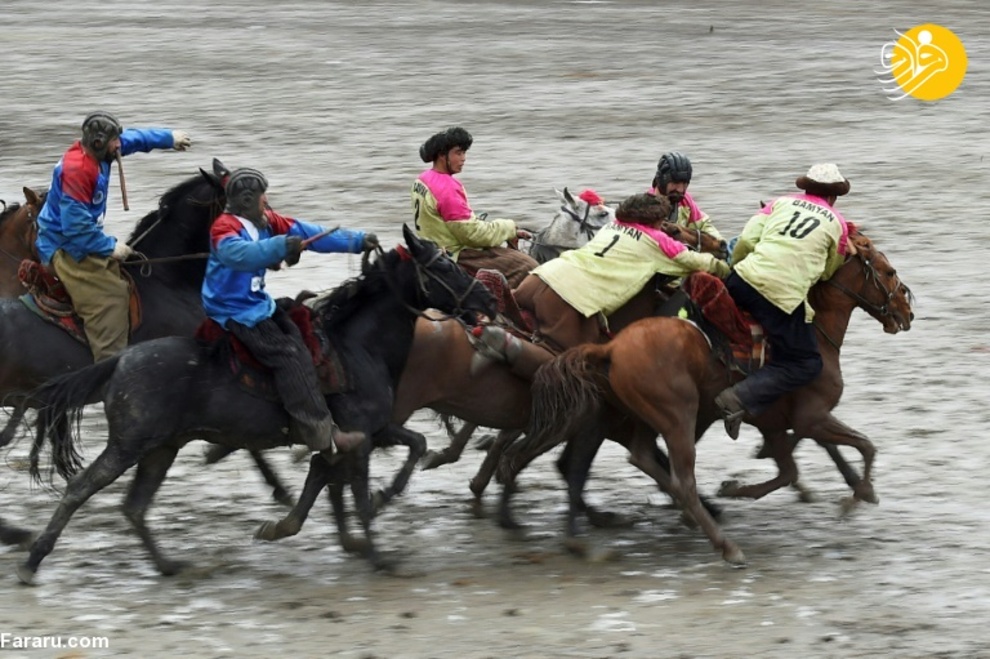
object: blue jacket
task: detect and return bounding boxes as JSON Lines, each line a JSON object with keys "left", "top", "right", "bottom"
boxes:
{"left": 202, "top": 209, "right": 366, "bottom": 328}
{"left": 36, "top": 128, "right": 176, "bottom": 264}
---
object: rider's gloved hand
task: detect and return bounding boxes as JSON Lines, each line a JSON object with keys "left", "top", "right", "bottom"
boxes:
{"left": 111, "top": 241, "right": 133, "bottom": 260}
{"left": 171, "top": 130, "right": 192, "bottom": 151}
{"left": 362, "top": 233, "right": 379, "bottom": 252}
{"left": 284, "top": 235, "right": 303, "bottom": 266}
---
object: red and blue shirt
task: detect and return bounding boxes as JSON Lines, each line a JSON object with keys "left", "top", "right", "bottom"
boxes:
{"left": 202, "top": 209, "right": 365, "bottom": 328}
{"left": 36, "top": 128, "right": 176, "bottom": 264}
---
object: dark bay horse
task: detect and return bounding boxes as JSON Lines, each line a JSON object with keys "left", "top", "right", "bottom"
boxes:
{"left": 254, "top": 224, "right": 733, "bottom": 543}
{"left": 18, "top": 226, "right": 498, "bottom": 583}
{"left": 0, "top": 167, "right": 226, "bottom": 439}
{"left": 0, "top": 187, "right": 44, "bottom": 297}
{"left": 500, "top": 230, "right": 913, "bottom": 565}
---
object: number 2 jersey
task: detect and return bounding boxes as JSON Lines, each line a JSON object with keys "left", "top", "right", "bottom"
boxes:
{"left": 533, "top": 220, "right": 728, "bottom": 318}
{"left": 731, "top": 194, "right": 853, "bottom": 317}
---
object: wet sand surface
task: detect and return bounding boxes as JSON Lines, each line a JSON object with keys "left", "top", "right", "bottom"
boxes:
{"left": 1, "top": 1, "right": 989, "bottom": 657}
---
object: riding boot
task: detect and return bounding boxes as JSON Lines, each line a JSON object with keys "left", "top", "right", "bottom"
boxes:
{"left": 331, "top": 424, "right": 367, "bottom": 452}
{"left": 469, "top": 325, "right": 523, "bottom": 375}
{"left": 714, "top": 386, "right": 748, "bottom": 440}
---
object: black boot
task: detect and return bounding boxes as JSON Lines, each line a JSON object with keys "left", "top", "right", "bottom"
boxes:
{"left": 714, "top": 387, "right": 747, "bottom": 440}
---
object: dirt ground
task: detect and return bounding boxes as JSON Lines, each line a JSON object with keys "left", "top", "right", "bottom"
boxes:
{"left": 2, "top": 0, "right": 989, "bottom": 657}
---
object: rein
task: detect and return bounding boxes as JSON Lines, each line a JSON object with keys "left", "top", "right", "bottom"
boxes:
{"left": 377, "top": 246, "right": 483, "bottom": 322}
{"left": 816, "top": 250, "right": 903, "bottom": 350}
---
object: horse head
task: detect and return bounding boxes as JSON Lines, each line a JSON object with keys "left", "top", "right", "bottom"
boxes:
{"left": 831, "top": 232, "right": 913, "bottom": 334}
{"left": 401, "top": 224, "right": 499, "bottom": 320}
{"left": 529, "top": 187, "right": 615, "bottom": 263}
{"left": 0, "top": 187, "right": 45, "bottom": 263}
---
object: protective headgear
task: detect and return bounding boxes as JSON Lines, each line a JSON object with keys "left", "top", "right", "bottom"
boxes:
{"left": 81, "top": 111, "right": 123, "bottom": 162}
{"left": 654, "top": 151, "right": 693, "bottom": 190}
{"left": 419, "top": 126, "right": 473, "bottom": 163}
{"left": 795, "top": 163, "right": 850, "bottom": 197}
{"left": 224, "top": 168, "right": 269, "bottom": 227}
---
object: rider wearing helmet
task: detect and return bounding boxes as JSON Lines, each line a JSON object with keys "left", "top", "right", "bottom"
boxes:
{"left": 202, "top": 167, "right": 377, "bottom": 454}
{"left": 411, "top": 126, "right": 537, "bottom": 288}
{"left": 35, "top": 111, "right": 192, "bottom": 361}
{"left": 650, "top": 151, "right": 724, "bottom": 242}
{"left": 713, "top": 163, "right": 856, "bottom": 440}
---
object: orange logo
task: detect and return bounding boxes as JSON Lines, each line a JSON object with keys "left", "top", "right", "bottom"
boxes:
{"left": 876, "top": 24, "right": 967, "bottom": 101}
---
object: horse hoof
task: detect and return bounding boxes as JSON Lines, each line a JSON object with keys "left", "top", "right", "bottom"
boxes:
{"left": 498, "top": 516, "right": 523, "bottom": 531}
{"left": 1, "top": 526, "right": 35, "bottom": 549}
{"left": 420, "top": 451, "right": 447, "bottom": 471}
{"left": 839, "top": 496, "right": 861, "bottom": 517}
{"left": 158, "top": 559, "right": 190, "bottom": 577}
{"left": 340, "top": 536, "right": 371, "bottom": 555}
{"left": 15, "top": 563, "right": 36, "bottom": 586}
{"left": 586, "top": 508, "right": 634, "bottom": 529}
{"left": 855, "top": 483, "right": 879, "bottom": 505}
{"left": 722, "top": 543, "right": 747, "bottom": 567}
{"left": 562, "top": 537, "right": 588, "bottom": 558}
{"left": 469, "top": 498, "right": 486, "bottom": 519}
{"left": 717, "top": 480, "right": 741, "bottom": 497}
{"left": 371, "top": 490, "right": 388, "bottom": 516}
{"left": 255, "top": 521, "right": 281, "bottom": 542}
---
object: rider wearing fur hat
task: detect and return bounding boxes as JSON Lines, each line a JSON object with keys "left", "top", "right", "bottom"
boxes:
{"left": 35, "top": 111, "right": 192, "bottom": 362}
{"left": 714, "top": 163, "right": 856, "bottom": 439}
{"left": 411, "top": 126, "right": 537, "bottom": 288}
{"left": 202, "top": 167, "right": 377, "bottom": 454}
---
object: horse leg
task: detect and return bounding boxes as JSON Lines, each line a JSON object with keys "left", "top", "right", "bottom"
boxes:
{"left": 0, "top": 404, "right": 26, "bottom": 449}
{"left": 469, "top": 429, "right": 522, "bottom": 506}
{"left": 718, "top": 429, "right": 801, "bottom": 500}
{"left": 372, "top": 424, "right": 427, "bottom": 515}
{"left": 121, "top": 446, "right": 185, "bottom": 576}
{"left": 421, "top": 421, "right": 478, "bottom": 471}
{"left": 18, "top": 449, "right": 136, "bottom": 585}
{"left": 805, "top": 414, "right": 878, "bottom": 504}
{"left": 818, "top": 441, "right": 863, "bottom": 491}
{"left": 344, "top": 450, "right": 386, "bottom": 570}
{"left": 255, "top": 453, "right": 330, "bottom": 542}
{"left": 249, "top": 450, "right": 294, "bottom": 507}
{"left": 555, "top": 430, "right": 629, "bottom": 532}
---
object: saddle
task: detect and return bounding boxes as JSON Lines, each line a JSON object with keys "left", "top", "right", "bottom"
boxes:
{"left": 17, "top": 259, "right": 142, "bottom": 346}
{"left": 680, "top": 272, "right": 767, "bottom": 374}
{"left": 194, "top": 298, "right": 349, "bottom": 401}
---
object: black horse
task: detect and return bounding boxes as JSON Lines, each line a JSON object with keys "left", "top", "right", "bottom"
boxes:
{"left": 18, "top": 225, "right": 498, "bottom": 584}
{"left": 0, "top": 164, "right": 227, "bottom": 447}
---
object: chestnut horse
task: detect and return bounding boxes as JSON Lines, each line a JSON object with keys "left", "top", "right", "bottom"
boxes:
{"left": 500, "top": 230, "right": 913, "bottom": 565}
{"left": 0, "top": 187, "right": 43, "bottom": 297}
{"left": 254, "top": 224, "right": 731, "bottom": 543}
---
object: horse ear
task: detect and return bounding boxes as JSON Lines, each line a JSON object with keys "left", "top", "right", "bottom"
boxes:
{"left": 554, "top": 187, "right": 567, "bottom": 204}
{"left": 23, "top": 186, "right": 42, "bottom": 206}
{"left": 563, "top": 187, "right": 577, "bottom": 207}
{"left": 402, "top": 223, "right": 421, "bottom": 255}
{"left": 213, "top": 158, "right": 231, "bottom": 181}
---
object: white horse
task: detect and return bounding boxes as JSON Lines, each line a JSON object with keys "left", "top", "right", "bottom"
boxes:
{"left": 527, "top": 187, "right": 614, "bottom": 264}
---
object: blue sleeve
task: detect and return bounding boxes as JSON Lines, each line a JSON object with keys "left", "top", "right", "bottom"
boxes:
{"left": 59, "top": 196, "right": 116, "bottom": 257}
{"left": 119, "top": 128, "right": 174, "bottom": 156}
{"left": 214, "top": 234, "right": 288, "bottom": 271}
{"left": 287, "top": 219, "right": 366, "bottom": 254}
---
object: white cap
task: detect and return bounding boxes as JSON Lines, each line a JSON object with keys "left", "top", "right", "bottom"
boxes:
{"left": 804, "top": 163, "right": 846, "bottom": 184}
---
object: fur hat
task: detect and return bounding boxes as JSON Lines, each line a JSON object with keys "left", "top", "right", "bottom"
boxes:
{"left": 795, "top": 163, "right": 850, "bottom": 197}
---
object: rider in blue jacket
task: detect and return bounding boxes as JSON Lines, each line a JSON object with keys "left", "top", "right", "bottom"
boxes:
{"left": 36, "top": 111, "right": 192, "bottom": 361}
{"left": 203, "top": 167, "right": 377, "bottom": 454}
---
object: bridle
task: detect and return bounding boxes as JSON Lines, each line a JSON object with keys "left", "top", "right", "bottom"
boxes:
{"left": 373, "top": 246, "right": 489, "bottom": 322}
{"left": 816, "top": 248, "right": 908, "bottom": 350}
{"left": 529, "top": 202, "right": 608, "bottom": 253}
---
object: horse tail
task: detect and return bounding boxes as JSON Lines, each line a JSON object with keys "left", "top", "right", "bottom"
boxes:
{"left": 498, "top": 342, "right": 612, "bottom": 482}
{"left": 29, "top": 355, "right": 122, "bottom": 484}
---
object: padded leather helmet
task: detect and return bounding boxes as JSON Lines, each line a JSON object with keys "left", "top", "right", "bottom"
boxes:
{"left": 655, "top": 151, "right": 693, "bottom": 190}
{"left": 224, "top": 168, "right": 269, "bottom": 226}
{"left": 81, "top": 111, "right": 123, "bottom": 162}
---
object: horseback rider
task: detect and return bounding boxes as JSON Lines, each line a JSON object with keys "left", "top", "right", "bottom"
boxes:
{"left": 35, "top": 111, "right": 192, "bottom": 361}
{"left": 411, "top": 126, "right": 538, "bottom": 288}
{"left": 477, "top": 193, "right": 730, "bottom": 364}
{"left": 202, "top": 167, "right": 377, "bottom": 454}
{"left": 713, "top": 163, "right": 856, "bottom": 439}
{"left": 650, "top": 151, "right": 725, "bottom": 243}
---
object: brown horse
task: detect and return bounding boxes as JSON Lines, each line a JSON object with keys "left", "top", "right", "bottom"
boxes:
{"left": 500, "top": 230, "right": 913, "bottom": 564}
{"left": 0, "top": 187, "right": 43, "bottom": 297}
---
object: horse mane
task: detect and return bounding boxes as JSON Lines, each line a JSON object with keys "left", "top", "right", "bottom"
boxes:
{"left": 310, "top": 249, "right": 404, "bottom": 329}
{"left": 123, "top": 171, "right": 225, "bottom": 287}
